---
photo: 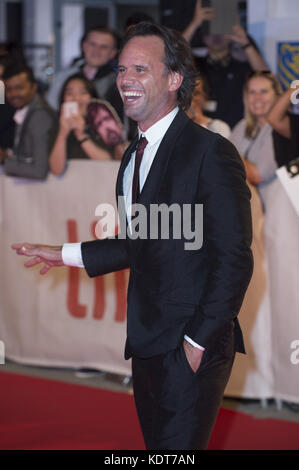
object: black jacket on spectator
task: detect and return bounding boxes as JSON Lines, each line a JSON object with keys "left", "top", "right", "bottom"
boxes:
{"left": 290, "top": 113, "right": 299, "bottom": 158}
{"left": 0, "top": 102, "right": 15, "bottom": 149}
{"left": 195, "top": 56, "right": 251, "bottom": 129}
{"left": 272, "top": 114, "right": 299, "bottom": 168}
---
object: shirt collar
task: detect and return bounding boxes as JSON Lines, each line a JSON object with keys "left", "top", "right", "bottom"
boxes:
{"left": 13, "top": 105, "right": 30, "bottom": 126}
{"left": 138, "top": 107, "right": 179, "bottom": 146}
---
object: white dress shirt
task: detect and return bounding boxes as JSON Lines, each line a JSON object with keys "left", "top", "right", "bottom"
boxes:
{"left": 62, "top": 107, "right": 204, "bottom": 350}
{"left": 123, "top": 106, "right": 179, "bottom": 218}
{"left": 13, "top": 106, "right": 29, "bottom": 126}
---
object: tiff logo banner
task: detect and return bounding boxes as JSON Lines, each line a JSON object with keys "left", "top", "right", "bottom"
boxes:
{"left": 0, "top": 80, "right": 4, "bottom": 104}
{"left": 0, "top": 341, "right": 4, "bottom": 364}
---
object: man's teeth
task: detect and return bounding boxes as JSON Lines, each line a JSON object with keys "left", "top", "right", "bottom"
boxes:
{"left": 123, "top": 92, "right": 143, "bottom": 97}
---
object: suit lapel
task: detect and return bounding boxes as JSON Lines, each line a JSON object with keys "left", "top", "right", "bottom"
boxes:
{"left": 116, "top": 110, "right": 190, "bottom": 202}
{"left": 138, "top": 109, "right": 189, "bottom": 207}
{"left": 124, "top": 109, "right": 190, "bottom": 252}
{"left": 115, "top": 110, "right": 190, "bottom": 249}
{"left": 116, "top": 134, "right": 138, "bottom": 198}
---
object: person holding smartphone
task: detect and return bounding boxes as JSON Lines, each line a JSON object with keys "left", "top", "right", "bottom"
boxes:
{"left": 49, "top": 74, "right": 115, "bottom": 176}
{"left": 182, "top": 0, "right": 268, "bottom": 128}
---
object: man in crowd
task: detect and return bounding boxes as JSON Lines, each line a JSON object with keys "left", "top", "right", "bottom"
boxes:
{"left": 182, "top": 0, "right": 268, "bottom": 128}
{"left": 47, "top": 27, "right": 122, "bottom": 118}
{"left": 0, "top": 64, "right": 55, "bottom": 179}
{"left": 12, "top": 22, "right": 253, "bottom": 449}
{"left": 87, "top": 100, "right": 124, "bottom": 146}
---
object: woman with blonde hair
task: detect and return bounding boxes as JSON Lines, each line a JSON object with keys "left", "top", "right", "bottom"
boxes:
{"left": 228, "top": 71, "right": 299, "bottom": 408}
{"left": 230, "top": 70, "right": 283, "bottom": 195}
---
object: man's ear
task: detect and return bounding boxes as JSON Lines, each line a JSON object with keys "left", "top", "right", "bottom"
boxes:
{"left": 168, "top": 71, "right": 183, "bottom": 92}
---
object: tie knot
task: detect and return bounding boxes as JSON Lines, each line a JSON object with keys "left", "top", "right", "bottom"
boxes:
{"left": 136, "top": 136, "right": 148, "bottom": 154}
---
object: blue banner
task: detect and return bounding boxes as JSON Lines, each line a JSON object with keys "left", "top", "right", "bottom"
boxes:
{"left": 277, "top": 42, "right": 299, "bottom": 90}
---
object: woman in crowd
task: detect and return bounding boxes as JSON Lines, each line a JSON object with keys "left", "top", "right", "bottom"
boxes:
{"left": 49, "top": 74, "right": 121, "bottom": 175}
{"left": 187, "top": 77, "right": 231, "bottom": 138}
{"left": 225, "top": 71, "right": 282, "bottom": 399}
{"left": 228, "top": 71, "right": 299, "bottom": 409}
{"left": 230, "top": 70, "right": 282, "bottom": 200}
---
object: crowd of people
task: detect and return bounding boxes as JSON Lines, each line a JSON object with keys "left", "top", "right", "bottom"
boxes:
{"left": 0, "top": 25, "right": 128, "bottom": 179}
{"left": 0, "top": 5, "right": 298, "bottom": 182}
{"left": 2, "top": 2, "right": 299, "bottom": 412}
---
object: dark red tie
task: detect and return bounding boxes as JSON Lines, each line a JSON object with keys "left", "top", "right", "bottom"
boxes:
{"left": 131, "top": 136, "right": 148, "bottom": 211}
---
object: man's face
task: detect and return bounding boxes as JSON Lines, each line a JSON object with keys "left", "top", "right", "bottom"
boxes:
{"left": 5, "top": 72, "right": 37, "bottom": 109}
{"left": 82, "top": 31, "right": 117, "bottom": 68}
{"left": 116, "top": 35, "right": 182, "bottom": 131}
{"left": 203, "top": 34, "right": 230, "bottom": 55}
{"left": 94, "top": 105, "right": 123, "bottom": 146}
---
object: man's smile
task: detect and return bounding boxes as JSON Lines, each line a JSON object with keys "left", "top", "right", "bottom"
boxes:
{"left": 122, "top": 90, "right": 144, "bottom": 104}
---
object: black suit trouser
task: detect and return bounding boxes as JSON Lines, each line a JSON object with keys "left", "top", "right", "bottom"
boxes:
{"left": 132, "top": 344, "right": 235, "bottom": 450}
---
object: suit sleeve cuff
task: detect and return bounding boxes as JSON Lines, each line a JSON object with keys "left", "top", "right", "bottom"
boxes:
{"left": 184, "top": 335, "right": 205, "bottom": 351}
{"left": 62, "top": 242, "right": 84, "bottom": 267}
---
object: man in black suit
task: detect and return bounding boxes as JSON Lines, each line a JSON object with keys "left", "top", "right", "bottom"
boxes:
{"left": 12, "top": 22, "right": 253, "bottom": 450}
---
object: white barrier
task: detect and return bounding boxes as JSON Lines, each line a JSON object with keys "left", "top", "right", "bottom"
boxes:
{"left": 225, "top": 184, "right": 273, "bottom": 399}
{"left": 226, "top": 181, "right": 299, "bottom": 403}
{"left": 1, "top": 162, "right": 299, "bottom": 403}
{"left": 0, "top": 161, "right": 131, "bottom": 376}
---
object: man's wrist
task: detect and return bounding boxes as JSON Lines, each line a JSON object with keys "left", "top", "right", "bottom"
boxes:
{"left": 62, "top": 242, "right": 84, "bottom": 267}
{"left": 58, "top": 128, "right": 69, "bottom": 140}
{"left": 184, "top": 334, "right": 205, "bottom": 351}
{"left": 190, "top": 18, "right": 203, "bottom": 30}
{"left": 78, "top": 136, "right": 90, "bottom": 145}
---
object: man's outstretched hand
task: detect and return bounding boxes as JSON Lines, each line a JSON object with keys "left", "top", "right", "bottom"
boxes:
{"left": 11, "top": 243, "right": 64, "bottom": 275}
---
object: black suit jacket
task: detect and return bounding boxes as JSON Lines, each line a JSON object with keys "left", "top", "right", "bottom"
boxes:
{"left": 81, "top": 110, "right": 253, "bottom": 359}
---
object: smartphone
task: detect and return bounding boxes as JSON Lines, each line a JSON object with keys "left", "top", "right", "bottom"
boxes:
{"left": 202, "top": 0, "right": 238, "bottom": 35}
{"left": 63, "top": 101, "right": 79, "bottom": 119}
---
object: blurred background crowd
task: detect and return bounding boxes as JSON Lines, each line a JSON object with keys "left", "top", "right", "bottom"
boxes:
{"left": 0, "top": 0, "right": 298, "bottom": 180}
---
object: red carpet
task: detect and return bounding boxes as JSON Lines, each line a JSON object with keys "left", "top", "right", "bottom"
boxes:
{"left": 1, "top": 371, "right": 299, "bottom": 450}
